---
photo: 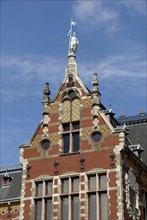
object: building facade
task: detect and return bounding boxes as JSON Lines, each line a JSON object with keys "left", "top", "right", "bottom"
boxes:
{"left": 0, "top": 28, "right": 147, "bottom": 220}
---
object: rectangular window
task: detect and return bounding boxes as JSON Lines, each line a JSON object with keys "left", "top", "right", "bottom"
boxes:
{"left": 35, "top": 200, "right": 42, "bottom": 220}
{"left": 62, "top": 197, "right": 69, "bottom": 219}
{"left": 62, "top": 179, "right": 69, "bottom": 193}
{"left": 100, "top": 192, "right": 108, "bottom": 219}
{"left": 89, "top": 194, "right": 96, "bottom": 220}
{"left": 63, "top": 134, "right": 70, "bottom": 153}
{"left": 46, "top": 181, "right": 53, "bottom": 196}
{"left": 99, "top": 174, "right": 107, "bottom": 189}
{"left": 89, "top": 175, "right": 96, "bottom": 191}
{"left": 88, "top": 173, "right": 108, "bottom": 220}
{"left": 62, "top": 121, "right": 80, "bottom": 153}
{"left": 72, "top": 196, "right": 79, "bottom": 220}
{"left": 61, "top": 176, "right": 79, "bottom": 220}
{"left": 35, "top": 180, "right": 53, "bottom": 220}
{"left": 36, "top": 182, "right": 43, "bottom": 197}
{"left": 45, "top": 199, "right": 52, "bottom": 220}
{"left": 72, "top": 177, "right": 79, "bottom": 192}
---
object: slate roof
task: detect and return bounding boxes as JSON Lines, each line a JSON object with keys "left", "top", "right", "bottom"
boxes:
{"left": 117, "top": 112, "right": 147, "bottom": 166}
{"left": 0, "top": 165, "right": 22, "bottom": 203}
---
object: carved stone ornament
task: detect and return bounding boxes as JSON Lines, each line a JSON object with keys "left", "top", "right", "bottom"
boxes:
{"left": 79, "top": 157, "right": 85, "bottom": 172}
{"left": 53, "top": 160, "right": 59, "bottom": 175}
{"left": 125, "top": 168, "right": 140, "bottom": 220}
{"left": 26, "top": 163, "right": 32, "bottom": 178}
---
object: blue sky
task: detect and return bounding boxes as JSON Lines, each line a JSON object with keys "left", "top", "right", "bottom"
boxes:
{"left": 1, "top": 0, "right": 146, "bottom": 166}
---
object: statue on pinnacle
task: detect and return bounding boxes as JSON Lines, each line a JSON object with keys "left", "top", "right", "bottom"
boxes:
{"left": 68, "top": 19, "right": 79, "bottom": 55}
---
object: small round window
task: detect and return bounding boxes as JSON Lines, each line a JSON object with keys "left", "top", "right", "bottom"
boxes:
{"left": 91, "top": 131, "right": 102, "bottom": 142}
{"left": 41, "top": 139, "right": 50, "bottom": 150}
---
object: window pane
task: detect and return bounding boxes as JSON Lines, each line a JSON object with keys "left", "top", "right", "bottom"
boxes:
{"left": 89, "top": 176, "right": 96, "bottom": 191}
{"left": 63, "top": 124, "right": 70, "bottom": 131}
{"left": 89, "top": 194, "right": 96, "bottom": 220}
{"left": 37, "top": 182, "right": 43, "bottom": 197}
{"left": 73, "top": 122, "right": 80, "bottom": 130}
{"left": 63, "top": 134, "right": 70, "bottom": 153}
{"left": 99, "top": 174, "right": 107, "bottom": 189}
{"left": 62, "top": 179, "right": 69, "bottom": 193}
{"left": 62, "top": 197, "right": 68, "bottom": 219}
{"left": 46, "top": 199, "right": 52, "bottom": 220}
{"left": 72, "top": 196, "right": 79, "bottom": 220}
{"left": 73, "top": 132, "right": 79, "bottom": 152}
{"left": 100, "top": 193, "right": 108, "bottom": 219}
{"left": 36, "top": 200, "right": 42, "bottom": 220}
{"left": 46, "top": 181, "right": 53, "bottom": 195}
{"left": 72, "top": 178, "right": 79, "bottom": 192}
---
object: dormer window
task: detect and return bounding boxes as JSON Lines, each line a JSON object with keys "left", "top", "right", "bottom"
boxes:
{"left": 3, "top": 171, "right": 13, "bottom": 186}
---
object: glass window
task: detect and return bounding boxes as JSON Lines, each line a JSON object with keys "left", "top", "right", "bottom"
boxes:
{"left": 99, "top": 174, "right": 107, "bottom": 189}
{"left": 62, "top": 197, "right": 68, "bottom": 219}
{"left": 100, "top": 193, "right": 108, "bottom": 219}
{"left": 62, "top": 179, "right": 69, "bottom": 193}
{"left": 88, "top": 173, "right": 108, "bottom": 220}
{"left": 72, "top": 196, "right": 79, "bottom": 220}
{"left": 72, "top": 177, "right": 79, "bottom": 192}
{"left": 35, "top": 180, "right": 53, "bottom": 220}
{"left": 73, "top": 122, "right": 80, "bottom": 130}
{"left": 89, "top": 194, "right": 96, "bottom": 220}
{"left": 46, "top": 181, "right": 53, "bottom": 196}
{"left": 41, "top": 140, "right": 50, "bottom": 150}
{"left": 36, "top": 200, "right": 42, "bottom": 220}
{"left": 63, "top": 123, "right": 70, "bottom": 131}
{"left": 89, "top": 176, "right": 96, "bottom": 191}
{"left": 63, "top": 134, "right": 70, "bottom": 153}
{"left": 45, "top": 199, "right": 52, "bottom": 220}
{"left": 91, "top": 131, "right": 102, "bottom": 142}
{"left": 73, "top": 132, "right": 79, "bottom": 152}
{"left": 62, "top": 121, "right": 80, "bottom": 153}
{"left": 36, "top": 182, "right": 43, "bottom": 197}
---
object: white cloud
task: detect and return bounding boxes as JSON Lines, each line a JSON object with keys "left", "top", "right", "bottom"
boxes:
{"left": 1, "top": 43, "right": 146, "bottom": 102}
{"left": 73, "top": 0, "right": 146, "bottom": 34}
{"left": 78, "top": 45, "right": 146, "bottom": 91}
{"left": 73, "top": 1, "right": 120, "bottom": 34}
{"left": 1, "top": 55, "right": 65, "bottom": 83}
{"left": 121, "top": 0, "right": 146, "bottom": 16}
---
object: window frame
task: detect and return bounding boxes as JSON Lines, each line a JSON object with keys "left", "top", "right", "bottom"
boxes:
{"left": 62, "top": 121, "right": 80, "bottom": 154}
{"left": 60, "top": 176, "right": 80, "bottom": 220}
{"left": 87, "top": 173, "right": 108, "bottom": 220}
{"left": 34, "top": 179, "right": 53, "bottom": 220}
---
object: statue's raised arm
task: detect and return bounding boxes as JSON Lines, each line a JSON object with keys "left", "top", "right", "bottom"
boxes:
{"left": 68, "top": 19, "right": 79, "bottom": 55}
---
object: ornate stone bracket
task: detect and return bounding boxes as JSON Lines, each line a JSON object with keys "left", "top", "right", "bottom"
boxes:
{"left": 79, "top": 157, "right": 85, "bottom": 172}
{"left": 7, "top": 204, "right": 11, "bottom": 217}
{"left": 26, "top": 164, "right": 32, "bottom": 178}
{"left": 110, "top": 153, "right": 116, "bottom": 168}
{"left": 53, "top": 160, "right": 59, "bottom": 175}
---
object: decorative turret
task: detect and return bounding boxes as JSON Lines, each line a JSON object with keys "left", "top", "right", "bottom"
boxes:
{"left": 42, "top": 82, "right": 50, "bottom": 107}
{"left": 91, "top": 72, "right": 101, "bottom": 105}
{"left": 42, "top": 83, "right": 50, "bottom": 131}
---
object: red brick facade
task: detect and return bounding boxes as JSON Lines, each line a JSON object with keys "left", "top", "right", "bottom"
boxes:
{"left": 1, "top": 54, "right": 146, "bottom": 220}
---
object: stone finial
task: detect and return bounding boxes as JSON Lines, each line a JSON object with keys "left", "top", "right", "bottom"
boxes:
{"left": 42, "top": 83, "right": 50, "bottom": 106}
{"left": 91, "top": 73, "right": 101, "bottom": 107}
{"left": 92, "top": 72, "right": 99, "bottom": 93}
